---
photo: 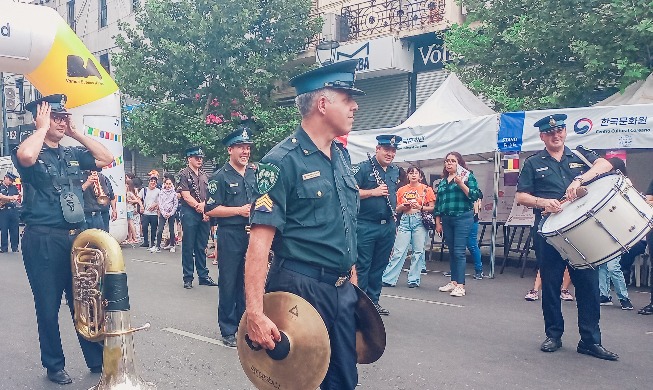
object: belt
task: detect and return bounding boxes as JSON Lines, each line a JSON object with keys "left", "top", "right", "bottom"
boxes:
{"left": 360, "top": 218, "right": 391, "bottom": 225}
{"left": 277, "top": 258, "right": 351, "bottom": 287}
{"left": 85, "top": 211, "right": 101, "bottom": 216}
{"left": 27, "top": 225, "right": 81, "bottom": 236}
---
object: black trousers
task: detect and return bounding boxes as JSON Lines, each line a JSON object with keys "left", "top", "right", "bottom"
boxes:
{"left": 155, "top": 215, "right": 176, "bottom": 247}
{"left": 22, "top": 226, "right": 103, "bottom": 371}
{"left": 0, "top": 208, "right": 19, "bottom": 251}
{"left": 355, "top": 219, "right": 396, "bottom": 304}
{"left": 180, "top": 207, "right": 210, "bottom": 282}
{"left": 267, "top": 260, "right": 358, "bottom": 390}
{"left": 619, "top": 239, "right": 647, "bottom": 285}
{"left": 534, "top": 228, "right": 601, "bottom": 344}
{"left": 141, "top": 214, "right": 158, "bottom": 246}
{"left": 216, "top": 225, "right": 248, "bottom": 337}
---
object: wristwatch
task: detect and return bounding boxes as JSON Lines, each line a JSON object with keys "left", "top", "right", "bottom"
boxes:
{"left": 573, "top": 176, "right": 584, "bottom": 184}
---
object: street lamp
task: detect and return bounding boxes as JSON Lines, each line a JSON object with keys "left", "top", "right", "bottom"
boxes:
{"left": 316, "top": 39, "right": 340, "bottom": 65}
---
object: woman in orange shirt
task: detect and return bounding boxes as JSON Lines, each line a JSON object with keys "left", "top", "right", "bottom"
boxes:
{"left": 382, "top": 166, "right": 436, "bottom": 287}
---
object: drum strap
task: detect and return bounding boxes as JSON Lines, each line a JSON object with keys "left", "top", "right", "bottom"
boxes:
{"left": 571, "top": 149, "right": 593, "bottom": 168}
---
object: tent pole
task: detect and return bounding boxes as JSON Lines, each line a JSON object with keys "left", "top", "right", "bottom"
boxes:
{"left": 490, "top": 150, "right": 500, "bottom": 278}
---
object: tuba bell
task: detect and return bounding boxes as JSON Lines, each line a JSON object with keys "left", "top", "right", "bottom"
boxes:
{"left": 72, "top": 229, "right": 155, "bottom": 390}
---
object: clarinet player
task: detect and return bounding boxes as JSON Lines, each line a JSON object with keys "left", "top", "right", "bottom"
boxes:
{"left": 353, "top": 135, "right": 402, "bottom": 315}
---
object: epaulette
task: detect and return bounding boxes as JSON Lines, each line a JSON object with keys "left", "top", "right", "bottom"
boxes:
{"left": 262, "top": 136, "right": 299, "bottom": 164}
{"left": 576, "top": 145, "right": 599, "bottom": 158}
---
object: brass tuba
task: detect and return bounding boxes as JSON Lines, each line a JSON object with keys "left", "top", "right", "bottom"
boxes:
{"left": 72, "top": 229, "right": 155, "bottom": 390}
{"left": 91, "top": 171, "right": 110, "bottom": 206}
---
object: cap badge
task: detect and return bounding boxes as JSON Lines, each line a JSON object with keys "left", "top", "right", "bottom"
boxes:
{"left": 549, "top": 116, "right": 556, "bottom": 127}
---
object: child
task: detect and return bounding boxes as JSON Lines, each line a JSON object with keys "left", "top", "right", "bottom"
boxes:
{"left": 152, "top": 177, "right": 178, "bottom": 253}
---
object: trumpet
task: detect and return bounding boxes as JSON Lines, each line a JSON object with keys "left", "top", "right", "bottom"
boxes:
{"left": 91, "top": 171, "right": 110, "bottom": 206}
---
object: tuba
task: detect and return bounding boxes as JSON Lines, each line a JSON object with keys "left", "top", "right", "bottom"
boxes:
{"left": 72, "top": 229, "right": 155, "bottom": 390}
{"left": 91, "top": 171, "right": 110, "bottom": 206}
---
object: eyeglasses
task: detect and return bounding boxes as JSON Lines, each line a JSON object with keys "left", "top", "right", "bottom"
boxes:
{"left": 51, "top": 116, "right": 67, "bottom": 124}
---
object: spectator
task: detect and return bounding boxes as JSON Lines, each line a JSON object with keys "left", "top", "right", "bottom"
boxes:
{"left": 468, "top": 190, "right": 484, "bottom": 279}
{"left": 152, "top": 177, "right": 178, "bottom": 253}
{"left": 123, "top": 178, "right": 139, "bottom": 244}
{"left": 525, "top": 268, "right": 575, "bottom": 301}
{"left": 139, "top": 176, "right": 160, "bottom": 249}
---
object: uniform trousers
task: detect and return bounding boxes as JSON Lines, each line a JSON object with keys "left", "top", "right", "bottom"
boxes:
{"left": 267, "top": 259, "right": 358, "bottom": 390}
{"left": 216, "top": 225, "right": 248, "bottom": 337}
{"left": 534, "top": 229, "right": 601, "bottom": 344}
{"left": 180, "top": 207, "right": 210, "bottom": 282}
{"left": 355, "top": 219, "right": 396, "bottom": 304}
{"left": 22, "top": 226, "right": 103, "bottom": 371}
{"left": 0, "top": 207, "right": 19, "bottom": 251}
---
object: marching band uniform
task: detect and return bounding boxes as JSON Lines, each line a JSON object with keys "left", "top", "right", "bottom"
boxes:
{"left": 13, "top": 94, "right": 109, "bottom": 384}
{"left": 205, "top": 127, "right": 258, "bottom": 347}
{"left": 247, "top": 60, "right": 363, "bottom": 389}
{"left": 354, "top": 135, "right": 401, "bottom": 315}
{"left": 178, "top": 146, "right": 217, "bottom": 289}
{"left": 516, "top": 113, "right": 618, "bottom": 361}
{"left": 0, "top": 172, "right": 20, "bottom": 252}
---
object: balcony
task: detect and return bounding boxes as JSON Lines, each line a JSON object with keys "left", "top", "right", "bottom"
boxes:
{"left": 340, "top": 0, "right": 448, "bottom": 40}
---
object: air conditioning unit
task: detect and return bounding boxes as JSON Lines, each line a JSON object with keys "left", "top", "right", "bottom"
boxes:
{"left": 322, "top": 13, "right": 348, "bottom": 42}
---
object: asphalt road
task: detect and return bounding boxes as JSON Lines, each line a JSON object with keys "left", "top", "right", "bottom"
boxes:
{"left": 1, "top": 246, "right": 652, "bottom": 390}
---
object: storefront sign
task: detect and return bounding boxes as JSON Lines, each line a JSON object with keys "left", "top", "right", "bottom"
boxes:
{"left": 412, "top": 32, "right": 452, "bottom": 72}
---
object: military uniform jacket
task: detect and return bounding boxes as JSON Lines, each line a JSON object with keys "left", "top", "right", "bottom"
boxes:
{"left": 250, "top": 127, "right": 360, "bottom": 273}
{"left": 12, "top": 145, "right": 97, "bottom": 228}
{"left": 0, "top": 183, "right": 19, "bottom": 209}
{"left": 177, "top": 166, "right": 209, "bottom": 213}
{"left": 517, "top": 146, "right": 599, "bottom": 202}
{"left": 205, "top": 162, "right": 258, "bottom": 226}
{"left": 353, "top": 158, "right": 399, "bottom": 221}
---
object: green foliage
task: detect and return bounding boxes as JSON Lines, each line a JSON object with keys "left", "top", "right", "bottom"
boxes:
{"left": 113, "top": 0, "right": 319, "bottom": 162}
{"left": 445, "top": 0, "right": 653, "bottom": 111}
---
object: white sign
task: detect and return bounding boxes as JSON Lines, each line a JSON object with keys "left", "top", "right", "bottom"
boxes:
{"left": 0, "top": 19, "right": 31, "bottom": 60}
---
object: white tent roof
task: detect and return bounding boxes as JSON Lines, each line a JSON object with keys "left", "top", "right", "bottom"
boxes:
{"left": 594, "top": 73, "right": 653, "bottom": 106}
{"left": 402, "top": 73, "right": 496, "bottom": 127}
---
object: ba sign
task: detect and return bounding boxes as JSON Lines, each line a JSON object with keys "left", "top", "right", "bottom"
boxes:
{"left": 412, "top": 32, "right": 451, "bottom": 72}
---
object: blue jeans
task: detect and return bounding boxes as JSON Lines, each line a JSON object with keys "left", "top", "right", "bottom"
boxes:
{"left": 598, "top": 256, "right": 629, "bottom": 301}
{"left": 441, "top": 211, "right": 473, "bottom": 284}
{"left": 382, "top": 213, "right": 427, "bottom": 286}
{"left": 467, "top": 220, "right": 482, "bottom": 273}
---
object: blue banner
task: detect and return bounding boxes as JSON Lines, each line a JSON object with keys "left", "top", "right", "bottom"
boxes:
{"left": 498, "top": 112, "right": 525, "bottom": 152}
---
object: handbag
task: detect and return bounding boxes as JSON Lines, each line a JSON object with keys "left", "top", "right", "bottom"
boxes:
{"left": 419, "top": 186, "right": 435, "bottom": 230}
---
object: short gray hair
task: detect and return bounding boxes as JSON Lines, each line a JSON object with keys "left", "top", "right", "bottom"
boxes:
{"left": 294, "top": 88, "right": 336, "bottom": 117}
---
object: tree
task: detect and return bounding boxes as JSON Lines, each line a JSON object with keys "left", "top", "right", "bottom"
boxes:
{"left": 444, "top": 0, "right": 653, "bottom": 111}
{"left": 113, "top": 0, "right": 320, "bottom": 165}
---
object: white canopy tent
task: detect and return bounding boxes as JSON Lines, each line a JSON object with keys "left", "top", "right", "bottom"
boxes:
{"left": 594, "top": 73, "right": 653, "bottom": 106}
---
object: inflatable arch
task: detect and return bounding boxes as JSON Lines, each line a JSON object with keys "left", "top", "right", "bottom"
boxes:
{"left": 0, "top": 1, "right": 127, "bottom": 241}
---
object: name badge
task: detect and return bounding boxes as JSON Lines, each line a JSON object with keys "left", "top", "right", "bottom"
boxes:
{"left": 69, "top": 160, "right": 79, "bottom": 167}
{"left": 569, "top": 163, "right": 584, "bottom": 169}
{"left": 535, "top": 167, "right": 549, "bottom": 172}
{"left": 229, "top": 183, "right": 239, "bottom": 187}
{"left": 302, "top": 171, "right": 321, "bottom": 181}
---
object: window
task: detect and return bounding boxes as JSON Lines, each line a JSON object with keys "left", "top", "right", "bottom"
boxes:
{"left": 99, "top": 0, "right": 108, "bottom": 28}
{"left": 67, "top": 0, "right": 75, "bottom": 31}
{"left": 99, "top": 53, "right": 110, "bottom": 74}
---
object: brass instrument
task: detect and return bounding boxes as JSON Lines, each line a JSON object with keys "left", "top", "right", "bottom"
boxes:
{"left": 91, "top": 171, "right": 110, "bottom": 206}
{"left": 72, "top": 229, "right": 155, "bottom": 390}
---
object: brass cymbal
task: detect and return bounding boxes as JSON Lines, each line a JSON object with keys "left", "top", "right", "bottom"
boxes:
{"left": 237, "top": 292, "right": 330, "bottom": 390}
{"left": 353, "top": 285, "right": 387, "bottom": 364}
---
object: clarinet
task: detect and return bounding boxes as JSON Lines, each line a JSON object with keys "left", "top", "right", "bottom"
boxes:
{"left": 367, "top": 152, "right": 397, "bottom": 223}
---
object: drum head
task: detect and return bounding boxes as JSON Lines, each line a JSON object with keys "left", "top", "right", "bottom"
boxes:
{"left": 541, "top": 172, "right": 623, "bottom": 234}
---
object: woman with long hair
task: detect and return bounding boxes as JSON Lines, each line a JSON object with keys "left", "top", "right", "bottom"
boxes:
{"left": 435, "top": 152, "right": 480, "bottom": 297}
{"left": 382, "top": 166, "right": 435, "bottom": 287}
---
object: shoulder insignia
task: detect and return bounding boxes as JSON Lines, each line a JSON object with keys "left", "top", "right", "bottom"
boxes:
{"left": 206, "top": 197, "right": 215, "bottom": 205}
{"left": 207, "top": 180, "right": 218, "bottom": 195}
{"left": 254, "top": 193, "right": 273, "bottom": 213}
{"left": 351, "top": 164, "right": 360, "bottom": 175}
{"left": 256, "top": 163, "right": 280, "bottom": 194}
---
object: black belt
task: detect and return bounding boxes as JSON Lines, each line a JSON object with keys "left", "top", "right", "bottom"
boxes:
{"left": 276, "top": 258, "right": 351, "bottom": 287}
{"left": 85, "top": 211, "right": 101, "bottom": 216}
{"left": 26, "top": 225, "right": 81, "bottom": 236}
{"left": 360, "top": 218, "right": 391, "bottom": 225}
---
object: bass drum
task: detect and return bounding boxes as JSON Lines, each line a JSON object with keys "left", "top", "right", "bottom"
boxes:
{"left": 539, "top": 172, "right": 653, "bottom": 269}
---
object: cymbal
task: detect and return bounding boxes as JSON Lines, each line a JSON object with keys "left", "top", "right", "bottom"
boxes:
{"left": 237, "top": 292, "right": 330, "bottom": 390}
{"left": 353, "top": 285, "right": 386, "bottom": 364}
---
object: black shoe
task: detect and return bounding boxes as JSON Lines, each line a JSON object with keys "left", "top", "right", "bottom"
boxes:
{"left": 382, "top": 282, "right": 395, "bottom": 288}
{"left": 0, "top": 249, "right": 5, "bottom": 253}
{"left": 540, "top": 337, "right": 562, "bottom": 352}
{"left": 199, "top": 277, "right": 218, "bottom": 286}
{"left": 139, "top": 243, "right": 149, "bottom": 248}
{"left": 11, "top": 248, "right": 18, "bottom": 252}
{"left": 620, "top": 298, "right": 634, "bottom": 310}
{"left": 89, "top": 366, "right": 102, "bottom": 374}
{"left": 638, "top": 303, "right": 653, "bottom": 315}
{"left": 183, "top": 281, "right": 193, "bottom": 289}
{"left": 407, "top": 283, "right": 419, "bottom": 288}
{"left": 599, "top": 295, "right": 613, "bottom": 306}
{"left": 577, "top": 341, "right": 619, "bottom": 361}
{"left": 374, "top": 303, "right": 390, "bottom": 316}
{"left": 222, "top": 334, "right": 237, "bottom": 348}
{"left": 47, "top": 369, "right": 72, "bottom": 385}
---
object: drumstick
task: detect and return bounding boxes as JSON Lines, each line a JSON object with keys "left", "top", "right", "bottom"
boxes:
{"left": 542, "top": 187, "right": 588, "bottom": 215}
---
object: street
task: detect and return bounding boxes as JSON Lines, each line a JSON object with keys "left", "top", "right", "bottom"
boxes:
{"left": 1, "top": 246, "right": 652, "bottom": 390}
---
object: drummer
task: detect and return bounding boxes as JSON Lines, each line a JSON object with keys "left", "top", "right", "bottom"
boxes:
{"left": 515, "top": 113, "right": 618, "bottom": 361}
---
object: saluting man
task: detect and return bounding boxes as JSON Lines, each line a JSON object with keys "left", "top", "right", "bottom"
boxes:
{"left": 205, "top": 124, "right": 258, "bottom": 348}
{"left": 0, "top": 172, "right": 21, "bottom": 252}
{"left": 354, "top": 135, "right": 401, "bottom": 316}
{"left": 515, "top": 114, "right": 618, "bottom": 361}
{"left": 244, "top": 60, "right": 363, "bottom": 389}
{"left": 13, "top": 94, "right": 113, "bottom": 385}
{"left": 177, "top": 146, "right": 218, "bottom": 289}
